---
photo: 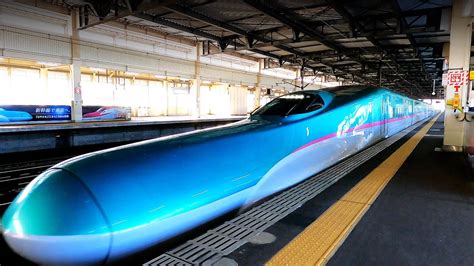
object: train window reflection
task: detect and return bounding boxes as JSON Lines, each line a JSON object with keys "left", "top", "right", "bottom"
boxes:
{"left": 252, "top": 93, "right": 324, "bottom": 116}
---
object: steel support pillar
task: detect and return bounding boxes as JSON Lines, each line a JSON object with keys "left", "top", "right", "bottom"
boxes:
{"left": 195, "top": 42, "right": 202, "bottom": 117}
{"left": 254, "top": 59, "right": 263, "bottom": 109}
{"left": 443, "top": 0, "right": 472, "bottom": 151}
{"left": 71, "top": 10, "right": 82, "bottom": 122}
{"left": 40, "top": 68, "right": 48, "bottom": 98}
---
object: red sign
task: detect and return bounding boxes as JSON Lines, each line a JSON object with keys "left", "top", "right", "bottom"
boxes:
{"left": 450, "top": 73, "right": 463, "bottom": 83}
{"left": 447, "top": 70, "right": 468, "bottom": 86}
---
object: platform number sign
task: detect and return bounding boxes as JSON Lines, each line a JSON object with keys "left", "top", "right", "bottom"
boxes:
{"left": 74, "top": 86, "right": 81, "bottom": 95}
{"left": 447, "top": 70, "right": 468, "bottom": 86}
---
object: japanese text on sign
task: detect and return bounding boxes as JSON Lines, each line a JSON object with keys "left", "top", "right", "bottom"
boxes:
{"left": 447, "top": 70, "right": 468, "bottom": 86}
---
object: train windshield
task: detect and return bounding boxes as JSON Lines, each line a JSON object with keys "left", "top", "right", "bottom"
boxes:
{"left": 252, "top": 93, "right": 324, "bottom": 116}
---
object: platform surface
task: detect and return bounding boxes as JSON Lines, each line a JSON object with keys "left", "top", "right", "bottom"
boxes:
{"left": 0, "top": 115, "right": 246, "bottom": 133}
{"left": 329, "top": 114, "right": 474, "bottom": 265}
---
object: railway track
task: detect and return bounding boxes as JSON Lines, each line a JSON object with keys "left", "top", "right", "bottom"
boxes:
{"left": 0, "top": 157, "right": 72, "bottom": 213}
{"left": 0, "top": 156, "right": 71, "bottom": 172}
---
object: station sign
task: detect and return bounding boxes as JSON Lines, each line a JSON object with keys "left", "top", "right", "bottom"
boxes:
{"left": 447, "top": 70, "right": 468, "bottom": 86}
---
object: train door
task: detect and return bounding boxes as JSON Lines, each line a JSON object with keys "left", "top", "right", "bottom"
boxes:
{"left": 381, "top": 94, "right": 389, "bottom": 138}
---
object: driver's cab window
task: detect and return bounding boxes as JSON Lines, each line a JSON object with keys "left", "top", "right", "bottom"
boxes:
{"left": 306, "top": 96, "right": 324, "bottom": 112}
{"left": 252, "top": 93, "right": 324, "bottom": 116}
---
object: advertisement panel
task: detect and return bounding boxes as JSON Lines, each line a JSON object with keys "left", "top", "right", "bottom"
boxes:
{"left": 0, "top": 105, "right": 132, "bottom": 124}
{"left": 0, "top": 105, "right": 71, "bottom": 123}
{"left": 82, "top": 106, "right": 131, "bottom": 121}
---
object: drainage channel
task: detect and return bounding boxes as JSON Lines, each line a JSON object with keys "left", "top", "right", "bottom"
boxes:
{"left": 144, "top": 118, "right": 430, "bottom": 266}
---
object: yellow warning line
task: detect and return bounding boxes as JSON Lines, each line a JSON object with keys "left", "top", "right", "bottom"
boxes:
{"left": 266, "top": 114, "right": 441, "bottom": 266}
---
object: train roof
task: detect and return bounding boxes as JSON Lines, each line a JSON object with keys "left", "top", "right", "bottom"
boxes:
{"left": 321, "top": 85, "right": 377, "bottom": 95}
{"left": 290, "top": 85, "right": 377, "bottom": 98}
{"left": 319, "top": 85, "right": 421, "bottom": 101}
{"left": 299, "top": 85, "right": 427, "bottom": 113}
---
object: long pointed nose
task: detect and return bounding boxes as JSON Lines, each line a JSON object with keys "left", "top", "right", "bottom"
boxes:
{"left": 1, "top": 169, "right": 111, "bottom": 265}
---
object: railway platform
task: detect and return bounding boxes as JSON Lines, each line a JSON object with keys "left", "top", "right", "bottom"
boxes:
{"left": 0, "top": 115, "right": 245, "bottom": 154}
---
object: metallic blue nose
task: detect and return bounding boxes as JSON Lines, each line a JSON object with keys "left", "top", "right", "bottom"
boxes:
{"left": 1, "top": 169, "right": 111, "bottom": 265}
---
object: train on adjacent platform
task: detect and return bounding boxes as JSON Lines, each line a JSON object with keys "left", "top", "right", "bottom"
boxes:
{"left": 1, "top": 86, "right": 434, "bottom": 264}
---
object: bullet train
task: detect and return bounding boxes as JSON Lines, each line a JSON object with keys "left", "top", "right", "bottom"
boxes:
{"left": 1, "top": 86, "right": 433, "bottom": 264}
{"left": 0, "top": 108, "right": 33, "bottom": 123}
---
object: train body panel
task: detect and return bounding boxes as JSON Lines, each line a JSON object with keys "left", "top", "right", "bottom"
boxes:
{"left": 1, "top": 86, "right": 434, "bottom": 264}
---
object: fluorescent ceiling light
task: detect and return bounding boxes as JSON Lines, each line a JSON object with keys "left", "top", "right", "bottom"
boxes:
{"left": 90, "top": 67, "right": 106, "bottom": 72}
{"left": 38, "top": 61, "right": 60, "bottom": 67}
{"left": 281, "top": 94, "right": 305, "bottom": 99}
{"left": 125, "top": 72, "right": 139, "bottom": 76}
{"left": 155, "top": 75, "right": 167, "bottom": 79}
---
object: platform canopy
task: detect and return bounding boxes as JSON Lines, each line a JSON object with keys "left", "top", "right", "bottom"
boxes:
{"left": 59, "top": 0, "right": 453, "bottom": 98}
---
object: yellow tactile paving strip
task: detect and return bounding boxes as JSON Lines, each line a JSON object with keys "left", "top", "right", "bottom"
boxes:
{"left": 266, "top": 114, "right": 441, "bottom": 266}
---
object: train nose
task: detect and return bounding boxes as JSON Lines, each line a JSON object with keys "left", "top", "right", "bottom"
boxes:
{"left": 1, "top": 169, "right": 111, "bottom": 265}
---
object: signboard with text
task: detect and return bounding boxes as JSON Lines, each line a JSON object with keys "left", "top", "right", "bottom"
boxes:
{"left": 442, "top": 73, "right": 448, "bottom": 86}
{"left": 0, "top": 105, "right": 71, "bottom": 124}
{"left": 447, "top": 70, "right": 468, "bottom": 86}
